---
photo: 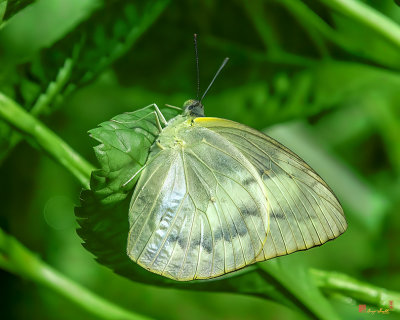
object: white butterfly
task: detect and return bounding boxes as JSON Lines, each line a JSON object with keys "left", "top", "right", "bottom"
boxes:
{"left": 126, "top": 51, "right": 346, "bottom": 281}
{"left": 126, "top": 99, "right": 347, "bottom": 281}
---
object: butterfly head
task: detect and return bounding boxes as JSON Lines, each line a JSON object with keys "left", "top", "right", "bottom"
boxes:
{"left": 183, "top": 99, "right": 204, "bottom": 117}
{"left": 182, "top": 35, "right": 228, "bottom": 119}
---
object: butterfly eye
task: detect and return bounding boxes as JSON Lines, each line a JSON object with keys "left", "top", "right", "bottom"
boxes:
{"left": 183, "top": 99, "right": 196, "bottom": 108}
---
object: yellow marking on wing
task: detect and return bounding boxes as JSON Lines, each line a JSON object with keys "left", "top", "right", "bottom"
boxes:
{"left": 194, "top": 117, "right": 239, "bottom": 128}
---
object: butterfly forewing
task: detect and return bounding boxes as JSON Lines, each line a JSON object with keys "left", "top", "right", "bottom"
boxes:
{"left": 127, "top": 120, "right": 269, "bottom": 281}
{"left": 194, "top": 117, "right": 347, "bottom": 261}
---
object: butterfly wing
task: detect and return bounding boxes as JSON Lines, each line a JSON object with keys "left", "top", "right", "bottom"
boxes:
{"left": 194, "top": 117, "right": 347, "bottom": 261}
{"left": 127, "top": 123, "right": 269, "bottom": 281}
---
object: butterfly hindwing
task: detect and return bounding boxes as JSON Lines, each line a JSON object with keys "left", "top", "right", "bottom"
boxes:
{"left": 127, "top": 121, "right": 269, "bottom": 281}
{"left": 194, "top": 117, "right": 347, "bottom": 261}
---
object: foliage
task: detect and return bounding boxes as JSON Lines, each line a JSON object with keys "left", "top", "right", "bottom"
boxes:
{"left": 0, "top": 0, "right": 168, "bottom": 161}
{"left": 0, "top": 0, "right": 34, "bottom": 28}
{"left": 75, "top": 106, "right": 180, "bottom": 285}
{"left": 1, "top": 0, "right": 400, "bottom": 319}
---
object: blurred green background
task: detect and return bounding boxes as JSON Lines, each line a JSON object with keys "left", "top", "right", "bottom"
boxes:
{"left": 1, "top": 0, "right": 400, "bottom": 319}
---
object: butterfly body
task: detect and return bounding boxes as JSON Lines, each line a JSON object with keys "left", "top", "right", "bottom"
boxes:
{"left": 126, "top": 102, "right": 347, "bottom": 281}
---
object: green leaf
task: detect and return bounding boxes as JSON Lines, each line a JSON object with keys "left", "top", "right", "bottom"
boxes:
{"left": 75, "top": 106, "right": 181, "bottom": 285}
{"left": 0, "top": 0, "right": 35, "bottom": 28}
{"left": 0, "top": 0, "right": 169, "bottom": 162}
{"left": 88, "top": 106, "right": 180, "bottom": 205}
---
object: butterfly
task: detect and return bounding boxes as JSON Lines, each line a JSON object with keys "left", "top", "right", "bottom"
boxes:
{"left": 126, "top": 37, "right": 347, "bottom": 281}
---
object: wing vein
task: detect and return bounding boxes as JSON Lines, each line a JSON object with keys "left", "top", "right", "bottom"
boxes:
{"left": 192, "top": 139, "right": 269, "bottom": 240}
{"left": 188, "top": 150, "right": 260, "bottom": 258}
{"left": 129, "top": 153, "right": 178, "bottom": 251}
{"left": 269, "top": 168, "right": 308, "bottom": 249}
{"left": 189, "top": 157, "right": 239, "bottom": 271}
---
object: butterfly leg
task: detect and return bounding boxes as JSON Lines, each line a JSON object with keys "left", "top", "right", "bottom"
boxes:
{"left": 139, "top": 103, "right": 168, "bottom": 133}
{"left": 143, "top": 103, "right": 167, "bottom": 125}
{"left": 152, "top": 111, "right": 163, "bottom": 133}
{"left": 134, "top": 103, "right": 167, "bottom": 132}
{"left": 165, "top": 104, "right": 182, "bottom": 111}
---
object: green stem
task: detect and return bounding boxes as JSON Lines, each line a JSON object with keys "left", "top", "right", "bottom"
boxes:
{"left": 258, "top": 262, "right": 340, "bottom": 320}
{"left": 241, "top": 0, "right": 320, "bottom": 68}
{"left": 241, "top": 0, "right": 280, "bottom": 55}
{"left": 278, "top": 0, "right": 330, "bottom": 58}
{"left": 0, "top": 57, "right": 76, "bottom": 164}
{"left": 311, "top": 268, "right": 400, "bottom": 312}
{"left": 278, "top": 0, "right": 353, "bottom": 53}
{"left": 205, "top": 35, "right": 316, "bottom": 67}
{"left": 0, "top": 228, "right": 151, "bottom": 320}
{"left": 0, "top": 92, "right": 94, "bottom": 188}
{"left": 318, "top": 0, "right": 400, "bottom": 49}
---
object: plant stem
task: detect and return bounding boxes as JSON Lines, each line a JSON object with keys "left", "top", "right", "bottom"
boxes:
{"left": 278, "top": 0, "right": 330, "bottom": 58}
{"left": 241, "top": 0, "right": 280, "bottom": 56}
{"left": 205, "top": 35, "right": 316, "bottom": 67}
{"left": 318, "top": 0, "right": 400, "bottom": 49}
{"left": 0, "top": 92, "right": 94, "bottom": 188}
{"left": 0, "top": 228, "right": 151, "bottom": 320}
{"left": 241, "top": 0, "right": 320, "bottom": 68}
{"left": 0, "top": 57, "right": 75, "bottom": 164}
{"left": 311, "top": 268, "right": 400, "bottom": 312}
{"left": 258, "top": 262, "right": 340, "bottom": 320}
{"left": 278, "top": 0, "right": 352, "bottom": 54}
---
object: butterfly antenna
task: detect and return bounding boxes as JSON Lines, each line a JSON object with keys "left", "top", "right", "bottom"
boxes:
{"left": 194, "top": 34, "right": 200, "bottom": 100}
{"left": 200, "top": 57, "right": 229, "bottom": 102}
